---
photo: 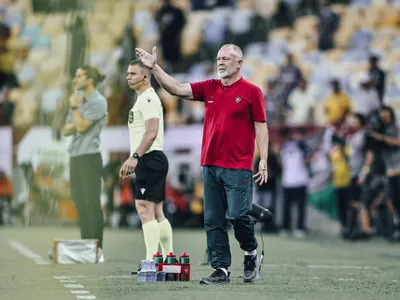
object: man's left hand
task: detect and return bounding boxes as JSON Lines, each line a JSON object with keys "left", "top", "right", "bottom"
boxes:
{"left": 119, "top": 157, "right": 138, "bottom": 178}
{"left": 253, "top": 159, "right": 268, "bottom": 185}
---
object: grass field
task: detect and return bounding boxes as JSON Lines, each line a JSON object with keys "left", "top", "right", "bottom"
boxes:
{"left": 1, "top": 226, "right": 400, "bottom": 300}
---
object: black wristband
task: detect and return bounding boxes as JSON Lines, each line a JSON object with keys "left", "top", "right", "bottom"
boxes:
{"left": 71, "top": 106, "right": 78, "bottom": 110}
{"left": 131, "top": 152, "right": 140, "bottom": 159}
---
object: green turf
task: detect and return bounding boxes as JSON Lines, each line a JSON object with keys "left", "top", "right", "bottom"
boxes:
{"left": 1, "top": 227, "right": 400, "bottom": 300}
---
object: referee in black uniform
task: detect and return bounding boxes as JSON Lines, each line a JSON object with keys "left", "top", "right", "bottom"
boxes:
{"left": 120, "top": 60, "right": 173, "bottom": 267}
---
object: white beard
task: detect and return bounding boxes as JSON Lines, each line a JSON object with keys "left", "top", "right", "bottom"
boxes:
{"left": 217, "top": 69, "right": 229, "bottom": 79}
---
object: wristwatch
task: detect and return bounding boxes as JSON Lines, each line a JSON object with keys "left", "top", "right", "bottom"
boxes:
{"left": 132, "top": 152, "right": 140, "bottom": 159}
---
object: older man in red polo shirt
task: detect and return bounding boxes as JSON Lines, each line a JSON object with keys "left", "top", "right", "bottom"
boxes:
{"left": 136, "top": 44, "right": 269, "bottom": 285}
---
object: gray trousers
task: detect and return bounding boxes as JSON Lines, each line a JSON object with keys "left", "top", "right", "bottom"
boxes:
{"left": 203, "top": 166, "right": 258, "bottom": 270}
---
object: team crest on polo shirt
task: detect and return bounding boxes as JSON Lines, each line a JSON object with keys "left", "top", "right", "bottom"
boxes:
{"left": 128, "top": 111, "right": 134, "bottom": 124}
{"left": 235, "top": 97, "right": 242, "bottom": 103}
{"left": 147, "top": 98, "right": 151, "bottom": 103}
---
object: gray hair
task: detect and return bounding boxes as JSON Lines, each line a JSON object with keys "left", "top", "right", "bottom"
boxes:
{"left": 220, "top": 44, "right": 243, "bottom": 60}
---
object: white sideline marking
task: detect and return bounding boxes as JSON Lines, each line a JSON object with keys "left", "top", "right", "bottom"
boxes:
{"left": 264, "top": 263, "right": 379, "bottom": 270}
{"left": 54, "top": 276, "right": 97, "bottom": 300}
{"left": 8, "top": 240, "right": 49, "bottom": 265}
{"left": 64, "top": 284, "right": 84, "bottom": 289}
{"left": 71, "top": 291, "right": 90, "bottom": 295}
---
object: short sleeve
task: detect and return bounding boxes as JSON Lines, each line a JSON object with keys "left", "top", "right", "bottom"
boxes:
{"left": 140, "top": 97, "right": 161, "bottom": 121}
{"left": 83, "top": 98, "right": 107, "bottom": 121}
{"left": 190, "top": 80, "right": 214, "bottom": 102}
{"left": 251, "top": 87, "right": 267, "bottom": 122}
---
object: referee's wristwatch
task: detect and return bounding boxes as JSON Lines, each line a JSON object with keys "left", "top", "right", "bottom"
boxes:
{"left": 131, "top": 152, "right": 140, "bottom": 160}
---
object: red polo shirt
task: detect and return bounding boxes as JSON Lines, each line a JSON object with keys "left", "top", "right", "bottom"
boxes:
{"left": 190, "top": 77, "right": 266, "bottom": 171}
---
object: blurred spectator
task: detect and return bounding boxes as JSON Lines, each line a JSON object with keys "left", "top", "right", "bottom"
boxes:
{"left": 270, "top": 1, "right": 295, "bottom": 29}
{"left": 66, "top": 15, "right": 87, "bottom": 80}
{"left": 156, "top": 0, "right": 186, "bottom": 71}
{"left": 265, "top": 79, "right": 286, "bottom": 124}
{"left": 346, "top": 113, "right": 367, "bottom": 237}
{"left": 102, "top": 156, "right": 121, "bottom": 226}
{"left": 0, "top": 22, "right": 19, "bottom": 89}
{"left": 351, "top": 75, "right": 380, "bottom": 118}
{"left": 253, "top": 144, "right": 281, "bottom": 232}
{"left": 296, "top": 0, "right": 320, "bottom": 17}
{"left": 317, "top": 0, "right": 339, "bottom": 51}
{"left": 0, "top": 170, "right": 13, "bottom": 225}
{"left": 278, "top": 53, "right": 302, "bottom": 106}
{"left": 323, "top": 80, "right": 352, "bottom": 126}
{"left": 368, "top": 55, "right": 386, "bottom": 104}
{"left": 0, "top": 87, "right": 15, "bottom": 126}
{"left": 191, "top": 0, "right": 235, "bottom": 10}
{"left": 329, "top": 126, "right": 351, "bottom": 238}
{"left": 279, "top": 128, "right": 311, "bottom": 238}
{"left": 287, "top": 77, "right": 319, "bottom": 125}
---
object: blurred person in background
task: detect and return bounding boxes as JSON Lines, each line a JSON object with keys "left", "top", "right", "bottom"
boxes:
{"left": 0, "top": 170, "right": 13, "bottom": 225}
{"left": 0, "top": 86, "right": 15, "bottom": 126}
{"left": 329, "top": 125, "right": 351, "bottom": 239}
{"left": 368, "top": 55, "right": 385, "bottom": 104}
{"left": 352, "top": 75, "right": 380, "bottom": 119}
{"left": 279, "top": 128, "right": 311, "bottom": 238}
{"left": 120, "top": 59, "right": 173, "bottom": 270}
{"left": 135, "top": 43, "right": 269, "bottom": 285}
{"left": 318, "top": 0, "right": 339, "bottom": 51}
{"left": 155, "top": 0, "right": 186, "bottom": 72}
{"left": 63, "top": 66, "right": 108, "bottom": 259}
{"left": 369, "top": 106, "right": 400, "bottom": 241}
{"left": 278, "top": 53, "right": 302, "bottom": 106}
{"left": 286, "top": 77, "right": 319, "bottom": 125}
{"left": 0, "top": 22, "right": 19, "bottom": 90}
{"left": 102, "top": 155, "right": 122, "bottom": 227}
{"left": 345, "top": 113, "right": 367, "bottom": 238}
{"left": 66, "top": 14, "right": 87, "bottom": 80}
{"left": 324, "top": 79, "right": 352, "bottom": 126}
{"left": 350, "top": 140, "right": 387, "bottom": 241}
{"left": 253, "top": 144, "right": 280, "bottom": 232}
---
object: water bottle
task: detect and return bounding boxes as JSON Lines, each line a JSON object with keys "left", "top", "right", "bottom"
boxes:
{"left": 166, "top": 252, "right": 177, "bottom": 281}
{"left": 179, "top": 252, "right": 190, "bottom": 281}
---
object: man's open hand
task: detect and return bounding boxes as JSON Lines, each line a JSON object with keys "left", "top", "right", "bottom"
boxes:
{"left": 135, "top": 46, "right": 157, "bottom": 69}
{"left": 253, "top": 159, "right": 268, "bottom": 186}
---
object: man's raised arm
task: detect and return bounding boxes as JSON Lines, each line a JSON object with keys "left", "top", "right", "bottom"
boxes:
{"left": 136, "top": 47, "right": 194, "bottom": 100}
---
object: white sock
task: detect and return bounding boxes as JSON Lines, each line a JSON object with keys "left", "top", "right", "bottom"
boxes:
{"left": 218, "top": 268, "right": 228, "bottom": 276}
{"left": 245, "top": 250, "right": 257, "bottom": 256}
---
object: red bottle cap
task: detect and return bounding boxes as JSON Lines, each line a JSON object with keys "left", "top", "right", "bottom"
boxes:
{"left": 180, "top": 252, "right": 189, "bottom": 257}
{"left": 154, "top": 251, "right": 162, "bottom": 257}
{"left": 167, "top": 252, "right": 176, "bottom": 257}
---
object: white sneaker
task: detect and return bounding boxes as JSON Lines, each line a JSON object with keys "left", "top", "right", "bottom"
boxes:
{"left": 98, "top": 248, "right": 105, "bottom": 263}
{"left": 293, "top": 229, "right": 306, "bottom": 238}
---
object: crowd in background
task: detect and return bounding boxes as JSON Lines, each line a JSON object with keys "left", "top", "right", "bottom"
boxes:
{"left": 1, "top": 0, "right": 400, "bottom": 243}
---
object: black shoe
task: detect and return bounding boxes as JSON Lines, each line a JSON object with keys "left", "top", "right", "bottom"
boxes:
{"left": 349, "top": 231, "right": 372, "bottom": 241}
{"left": 131, "top": 264, "right": 141, "bottom": 275}
{"left": 243, "top": 255, "right": 260, "bottom": 283}
{"left": 199, "top": 269, "right": 230, "bottom": 285}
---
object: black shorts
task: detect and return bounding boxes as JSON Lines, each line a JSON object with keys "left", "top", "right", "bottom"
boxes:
{"left": 134, "top": 150, "right": 169, "bottom": 202}
{"left": 350, "top": 177, "right": 361, "bottom": 203}
{"left": 360, "top": 173, "right": 385, "bottom": 205}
